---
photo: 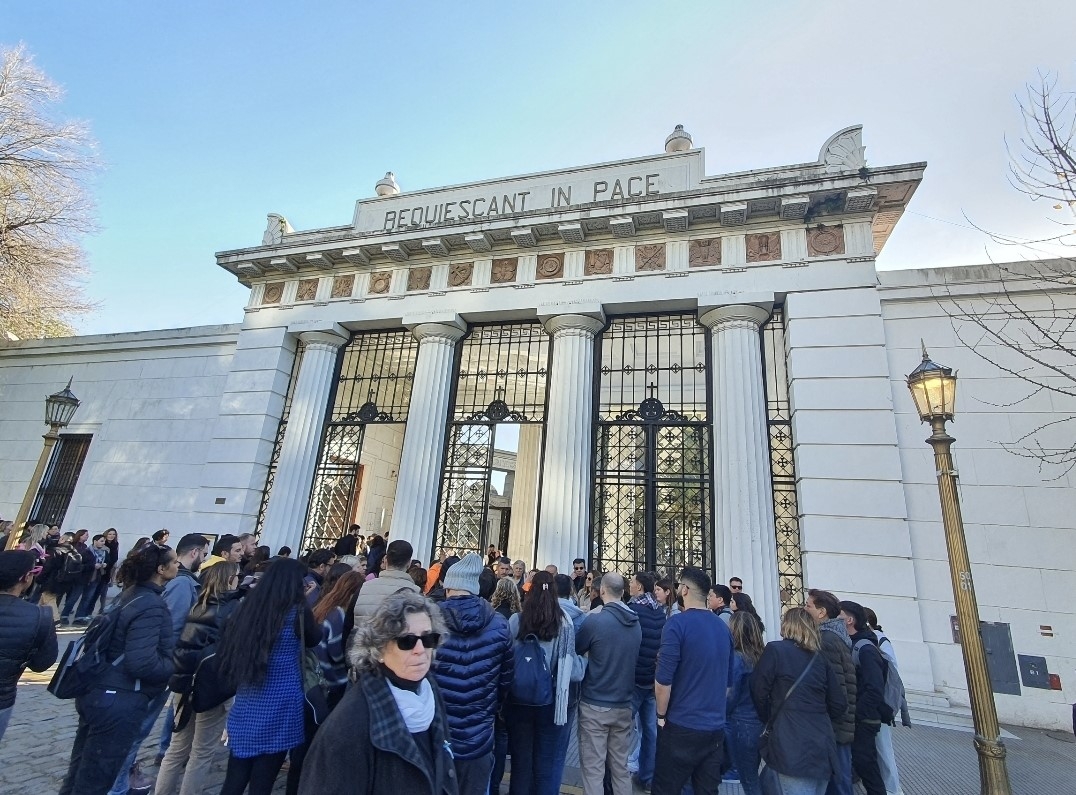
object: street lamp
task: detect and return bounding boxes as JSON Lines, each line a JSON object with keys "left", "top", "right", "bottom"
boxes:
{"left": 906, "top": 344, "right": 1012, "bottom": 795}
{"left": 6, "top": 379, "right": 81, "bottom": 549}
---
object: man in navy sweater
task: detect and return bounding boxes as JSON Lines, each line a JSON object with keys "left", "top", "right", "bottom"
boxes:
{"left": 652, "top": 567, "right": 735, "bottom": 795}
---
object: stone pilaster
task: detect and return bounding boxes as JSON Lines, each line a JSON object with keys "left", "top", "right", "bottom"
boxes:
{"left": 390, "top": 318, "right": 467, "bottom": 562}
{"left": 536, "top": 312, "right": 605, "bottom": 570}
{"left": 506, "top": 423, "right": 543, "bottom": 564}
{"left": 259, "top": 328, "right": 348, "bottom": 554}
{"left": 699, "top": 301, "right": 782, "bottom": 635}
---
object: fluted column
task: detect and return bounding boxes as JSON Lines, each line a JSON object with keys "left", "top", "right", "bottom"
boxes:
{"left": 536, "top": 313, "right": 605, "bottom": 571}
{"left": 390, "top": 319, "right": 467, "bottom": 562}
{"left": 260, "top": 329, "right": 348, "bottom": 554}
{"left": 700, "top": 303, "right": 782, "bottom": 635}
{"left": 506, "top": 424, "right": 542, "bottom": 564}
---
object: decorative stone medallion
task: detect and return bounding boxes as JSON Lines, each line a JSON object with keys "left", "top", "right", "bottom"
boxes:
{"left": 806, "top": 226, "right": 845, "bottom": 257}
{"left": 746, "top": 232, "right": 781, "bottom": 263}
{"left": 491, "top": 258, "right": 518, "bottom": 284}
{"left": 407, "top": 266, "right": 432, "bottom": 292}
{"left": 448, "top": 262, "right": 474, "bottom": 288}
{"left": 369, "top": 271, "right": 392, "bottom": 294}
{"left": 262, "top": 282, "right": 284, "bottom": 304}
{"left": 536, "top": 253, "right": 564, "bottom": 280}
{"left": 635, "top": 243, "right": 666, "bottom": 272}
{"left": 688, "top": 238, "right": 721, "bottom": 267}
{"left": 296, "top": 279, "right": 319, "bottom": 302}
{"left": 584, "top": 249, "right": 614, "bottom": 276}
{"left": 330, "top": 274, "right": 355, "bottom": 299}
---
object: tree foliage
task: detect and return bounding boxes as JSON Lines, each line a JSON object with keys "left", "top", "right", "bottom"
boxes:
{"left": 0, "top": 43, "right": 98, "bottom": 339}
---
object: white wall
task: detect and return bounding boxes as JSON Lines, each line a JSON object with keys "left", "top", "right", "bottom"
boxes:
{"left": 356, "top": 421, "right": 404, "bottom": 538}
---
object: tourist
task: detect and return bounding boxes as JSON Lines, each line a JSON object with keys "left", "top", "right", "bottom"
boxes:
{"left": 202, "top": 534, "right": 242, "bottom": 569}
{"left": 303, "top": 549, "right": 336, "bottom": 606}
{"left": 364, "top": 534, "right": 386, "bottom": 577}
{"left": 653, "top": 577, "right": 680, "bottom": 619}
{"left": 726, "top": 611, "right": 765, "bottom": 795}
{"left": 576, "top": 570, "right": 601, "bottom": 612}
{"left": 731, "top": 591, "right": 764, "bottom": 634}
{"left": 730, "top": 576, "right": 744, "bottom": 593}
{"left": 490, "top": 575, "right": 522, "bottom": 621}
{"left": 58, "top": 543, "right": 178, "bottom": 795}
{"left": 312, "top": 571, "right": 364, "bottom": 707}
{"left": 37, "top": 531, "right": 75, "bottom": 618}
{"left": 426, "top": 555, "right": 458, "bottom": 603}
{"left": 58, "top": 528, "right": 95, "bottom": 626}
{"left": 652, "top": 567, "right": 734, "bottom": 795}
{"left": 101, "top": 527, "right": 121, "bottom": 605}
{"left": 751, "top": 607, "right": 846, "bottom": 795}
{"left": 152, "top": 529, "right": 170, "bottom": 545}
{"left": 72, "top": 533, "right": 109, "bottom": 623}
{"left": 839, "top": 601, "right": 888, "bottom": 795}
{"left": 299, "top": 591, "right": 455, "bottom": 795}
{"left": 571, "top": 558, "right": 587, "bottom": 594}
{"left": 0, "top": 550, "right": 58, "bottom": 742}
{"left": 626, "top": 571, "right": 665, "bottom": 791}
{"left": 864, "top": 606, "right": 905, "bottom": 794}
{"left": 806, "top": 589, "right": 857, "bottom": 795}
{"left": 216, "top": 558, "right": 322, "bottom": 795}
{"left": 321, "top": 561, "right": 353, "bottom": 596}
{"left": 154, "top": 562, "right": 242, "bottom": 795}
{"left": 237, "top": 532, "right": 257, "bottom": 565}
{"left": 332, "top": 524, "right": 361, "bottom": 557}
{"left": 276, "top": 546, "right": 292, "bottom": 558}
{"left": 432, "top": 553, "right": 514, "bottom": 795}
{"left": 708, "top": 583, "right": 733, "bottom": 627}
{"left": 506, "top": 570, "right": 576, "bottom": 795}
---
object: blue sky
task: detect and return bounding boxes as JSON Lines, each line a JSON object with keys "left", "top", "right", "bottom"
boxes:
{"left": 7, "top": 1, "right": 1076, "bottom": 335}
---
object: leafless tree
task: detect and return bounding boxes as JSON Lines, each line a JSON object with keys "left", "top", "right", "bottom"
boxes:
{"left": 940, "top": 74, "right": 1076, "bottom": 477}
{"left": 0, "top": 43, "right": 98, "bottom": 340}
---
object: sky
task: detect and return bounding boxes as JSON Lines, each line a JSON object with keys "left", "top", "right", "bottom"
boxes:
{"left": 7, "top": 1, "right": 1076, "bottom": 336}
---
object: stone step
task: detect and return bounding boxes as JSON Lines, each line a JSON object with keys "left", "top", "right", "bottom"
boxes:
{"left": 903, "top": 690, "right": 976, "bottom": 729}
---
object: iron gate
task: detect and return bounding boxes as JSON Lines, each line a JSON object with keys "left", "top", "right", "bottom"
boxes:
{"left": 29, "top": 434, "right": 92, "bottom": 527}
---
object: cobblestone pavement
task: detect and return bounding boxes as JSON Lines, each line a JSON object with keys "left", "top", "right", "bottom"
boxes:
{"left": 3, "top": 630, "right": 1072, "bottom": 795}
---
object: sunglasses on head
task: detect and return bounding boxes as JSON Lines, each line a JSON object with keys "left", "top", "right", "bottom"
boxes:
{"left": 395, "top": 632, "right": 442, "bottom": 651}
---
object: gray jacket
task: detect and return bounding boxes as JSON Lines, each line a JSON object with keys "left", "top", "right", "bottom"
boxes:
{"left": 352, "top": 569, "right": 420, "bottom": 623}
{"left": 575, "top": 601, "right": 641, "bottom": 710}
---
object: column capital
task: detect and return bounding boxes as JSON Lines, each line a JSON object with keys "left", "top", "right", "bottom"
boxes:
{"left": 698, "top": 302, "right": 772, "bottom": 332}
{"left": 412, "top": 321, "right": 467, "bottom": 344}
{"left": 543, "top": 313, "right": 606, "bottom": 337}
{"left": 298, "top": 329, "right": 349, "bottom": 349}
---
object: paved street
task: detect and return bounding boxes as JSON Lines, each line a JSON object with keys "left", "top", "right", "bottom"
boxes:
{"left": 4, "top": 627, "right": 1074, "bottom": 794}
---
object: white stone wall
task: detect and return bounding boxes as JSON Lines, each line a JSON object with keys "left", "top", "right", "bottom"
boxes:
{"left": 355, "top": 421, "right": 404, "bottom": 537}
{"left": 0, "top": 327, "right": 239, "bottom": 536}
{"left": 879, "top": 264, "right": 1076, "bottom": 731}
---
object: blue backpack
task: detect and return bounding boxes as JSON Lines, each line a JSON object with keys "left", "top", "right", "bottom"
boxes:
{"left": 510, "top": 634, "right": 553, "bottom": 706}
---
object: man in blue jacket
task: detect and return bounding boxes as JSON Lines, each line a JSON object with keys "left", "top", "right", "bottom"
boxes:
{"left": 840, "top": 600, "right": 888, "bottom": 795}
{"left": 627, "top": 571, "right": 666, "bottom": 791}
{"left": 431, "top": 552, "right": 514, "bottom": 795}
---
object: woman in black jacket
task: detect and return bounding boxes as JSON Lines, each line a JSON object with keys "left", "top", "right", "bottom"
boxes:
{"left": 155, "top": 562, "right": 242, "bottom": 795}
{"left": 58, "top": 542, "right": 178, "bottom": 795}
{"left": 750, "top": 607, "right": 846, "bottom": 795}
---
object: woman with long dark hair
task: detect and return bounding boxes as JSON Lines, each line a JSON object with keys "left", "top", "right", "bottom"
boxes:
{"left": 731, "top": 591, "right": 765, "bottom": 635}
{"left": 727, "top": 611, "right": 766, "bottom": 795}
{"left": 653, "top": 577, "right": 680, "bottom": 618}
{"left": 155, "top": 562, "right": 242, "bottom": 795}
{"left": 312, "top": 570, "right": 365, "bottom": 704}
{"left": 59, "top": 543, "right": 177, "bottom": 795}
{"left": 505, "top": 570, "right": 576, "bottom": 795}
{"left": 58, "top": 528, "right": 95, "bottom": 625}
{"left": 216, "top": 558, "right": 321, "bottom": 795}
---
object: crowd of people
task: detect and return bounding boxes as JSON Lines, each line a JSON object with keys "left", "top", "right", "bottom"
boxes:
{"left": 0, "top": 520, "right": 908, "bottom": 795}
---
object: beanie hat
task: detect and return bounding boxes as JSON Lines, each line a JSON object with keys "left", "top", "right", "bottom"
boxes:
{"left": 443, "top": 552, "right": 483, "bottom": 595}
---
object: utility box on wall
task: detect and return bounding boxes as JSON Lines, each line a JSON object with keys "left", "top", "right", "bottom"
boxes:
{"left": 980, "top": 622, "right": 1020, "bottom": 696}
{"left": 1018, "top": 655, "right": 1051, "bottom": 689}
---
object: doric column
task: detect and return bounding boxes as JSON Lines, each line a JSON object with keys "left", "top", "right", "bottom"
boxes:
{"left": 390, "top": 318, "right": 467, "bottom": 562}
{"left": 536, "top": 312, "right": 605, "bottom": 570}
{"left": 699, "top": 301, "right": 782, "bottom": 635}
{"left": 260, "top": 328, "right": 348, "bottom": 554}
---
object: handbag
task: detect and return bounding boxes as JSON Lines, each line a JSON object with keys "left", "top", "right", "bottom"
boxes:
{"left": 758, "top": 652, "right": 818, "bottom": 762}
{"left": 298, "top": 608, "right": 330, "bottom": 725}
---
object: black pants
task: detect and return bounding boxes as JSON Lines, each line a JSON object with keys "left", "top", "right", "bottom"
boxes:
{"left": 220, "top": 751, "right": 289, "bottom": 795}
{"left": 456, "top": 751, "right": 494, "bottom": 795}
{"left": 851, "top": 722, "right": 885, "bottom": 795}
{"left": 651, "top": 721, "right": 725, "bottom": 795}
{"left": 59, "top": 688, "right": 150, "bottom": 795}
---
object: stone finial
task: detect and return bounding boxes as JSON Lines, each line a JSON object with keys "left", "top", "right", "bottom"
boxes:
{"left": 262, "top": 213, "right": 294, "bottom": 246}
{"left": 375, "top": 172, "right": 400, "bottom": 197}
{"left": 665, "top": 124, "right": 693, "bottom": 153}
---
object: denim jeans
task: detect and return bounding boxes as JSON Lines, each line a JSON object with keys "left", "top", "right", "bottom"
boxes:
{"left": 759, "top": 765, "right": 827, "bottom": 795}
{"left": 58, "top": 581, "right": 86, "bottom": 622}
{"left": 158, "top": 703, "right": 175, "bottom": 755}
{"left": 489, "top": 717, "right": 508, "bottom": 795}
{"left": 59, "top": 688, "right": 151, "bottom": 795}
{"left": 506, "top": 702, "right": 569, "bottom": 795}
{"left": 75, "top": 577, "right": 108, "bottom": 620}
{"left": 726, "top": 715, "right": 763, "bottom": 795}
{"left": 630, "top": 685, "right": 657, "bottom": 785}
{"left": 825, "top": 743, "right": 853, "bottom": 795}
{"left": 108, "top": 689, "right": 169, "bottom": 795}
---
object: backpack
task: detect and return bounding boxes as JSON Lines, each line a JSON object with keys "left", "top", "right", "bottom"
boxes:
{"left": 55, "top": 547, "right": 84, "bottom": 583}
{"left": 48, "top": 595, "right": 145, "bottom": 699}
{"left": 510, "top": 634, "right": 553, "bottom": 706}
{"left": 853, "top": 638, "right": 906, "bottom": 724}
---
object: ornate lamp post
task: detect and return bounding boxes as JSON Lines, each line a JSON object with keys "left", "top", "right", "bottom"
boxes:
{"left": 6, "top": 379, "right": 81, "bottom": 549}
{"left": 906, "top": 345, "right": 1011, "bottom": 795}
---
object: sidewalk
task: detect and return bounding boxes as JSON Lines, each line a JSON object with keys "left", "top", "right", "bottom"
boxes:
{"left": 4, "top": 633, "right": 1073, "bottom": 795}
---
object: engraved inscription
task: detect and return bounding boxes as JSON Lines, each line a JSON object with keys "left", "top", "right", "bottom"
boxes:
{"left": 262, "top": 282, "right": 284, "bottom": 305}
{"left": 806, "top": 226, "right": 845, "bottom": 257}
{"left": 448, "top": 262, "right": 474, "bottom": 287}
{"left": 688, "top": 238, "right": 721, "bottom": 267}
{"left": 407, "top": 266, "right": 432, "bottom": 292}
{"left": 635, "top": 243, "right": 666, "bottom": 272}
{"left": 491, "top": 258, "right": 518, "bottom": 284}
{"left": 330, "top": 274, "right": 355, "bottom": 299}
{"left": 584, "top": 249, "right": 614, "bottom": 275}
{"left": 536, "top": 253, "right": 564, "bottom": 280}
{"left": 746, "top": 232, "right": 781, "bottom": 263}
{"left": 369, "top": 271, "right": 392, "bottom": 294}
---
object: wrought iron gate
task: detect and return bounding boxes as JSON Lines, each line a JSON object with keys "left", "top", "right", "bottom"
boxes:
{"left": 29, "top": 434, "right": 92, "bottom": 527}
{"left": 592, "top": 315, "right": 712, "bottom": 576}
{"left": 435, "top": 323, "right": 550, "bottom": 557}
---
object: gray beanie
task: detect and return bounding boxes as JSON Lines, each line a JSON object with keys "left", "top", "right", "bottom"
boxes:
{"left": 443, "top": 552, "right": 483, "bottom": 595}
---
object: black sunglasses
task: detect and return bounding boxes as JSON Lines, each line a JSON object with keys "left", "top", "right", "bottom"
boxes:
{"left": 395, "top": 632, "right": 442, "bottom": 651}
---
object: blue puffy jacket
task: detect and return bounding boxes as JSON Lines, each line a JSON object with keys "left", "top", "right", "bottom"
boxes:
{"left": 432, "top": 594, "right": 514, "bottom": 760}
{"left": 628, "top": 597, "right": 667, "bottom": 688}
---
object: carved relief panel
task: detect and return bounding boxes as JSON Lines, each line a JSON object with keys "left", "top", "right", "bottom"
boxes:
{"left": 262, "top": 282, "right": 285, "bottom": 305}
{"left": 296, "top": 279, "right": 319, "bottom": 302}
{"left": 369, "top": 271, "right": 392, "bottom": 294}
{"left": 330, "top": 274, "right": 355, "bottom": 299}
{"left": 584, "top": 249, "right": 614, "bottom": 276}
{"left": 635, "top": 243, "right": 666, "bottom": 272}
{"left": 407, "top": 266, "right": 432, "bottom": 292}
{"left": 491, "top": 258, "right": 518, "bottom": 284}
{"left": 806, "top": 226, "right": 846, "bottom": 257}
{"left": 746, "top": 232, "right": 781, "bottom": 263}
{"left": 688, "top": 238, "right": 721, "bottom": 267}
{"left": 448, "top": 262, "right": 474, "bottom": 288}
{"left": 536, "top": 253, "right": 564, "bottom": 280}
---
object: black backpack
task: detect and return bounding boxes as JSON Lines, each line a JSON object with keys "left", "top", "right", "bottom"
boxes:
{"left": 48, "top": 594, "right": 145, "bottom": 699}
{"left": 54, "top": 548, "right": 84, "bottom": 583}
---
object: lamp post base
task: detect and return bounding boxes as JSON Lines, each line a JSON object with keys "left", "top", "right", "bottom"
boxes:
{"left": 974, "top": 734, "right": 1012, "bottom": 795}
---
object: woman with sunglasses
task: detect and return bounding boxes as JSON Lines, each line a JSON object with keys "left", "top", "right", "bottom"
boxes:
{"left": 299, "top": 591, "right": 456, "bottom": 795}
{"left": 216, "top": 557, "right": 322, "bottom": 795}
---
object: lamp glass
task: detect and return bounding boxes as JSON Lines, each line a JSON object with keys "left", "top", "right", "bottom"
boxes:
{"left": 907, "top": 367, "right": 957, "bottom": 421}
{"left": 44, "top": 382, "right": 80, "bottom": 428}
